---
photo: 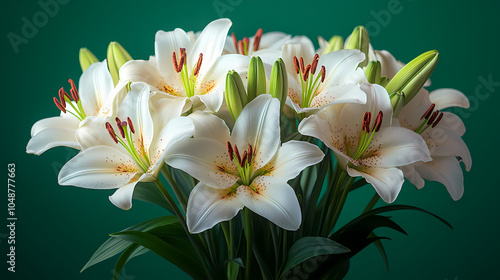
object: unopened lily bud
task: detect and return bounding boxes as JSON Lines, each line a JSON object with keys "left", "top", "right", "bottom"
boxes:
{"left": 79, "top": 48, "right": 99, "bottom": 72}
{"left": 389, "top": 91, "right": 405, "bottom": 118}
{"left": 225, "top": 70, "right": 247, "bottom": 121}
{"left": 322, "top": 35, "right": 344, "bottom": 55}
{"left": 247, "top": 56, "right": 266, "bottom": 102}
{"left": 379, "top": 76, "right": 389, "bottom": 87}
{"left": 385, "top": 50, "right": 439, "bottom": 105}
{"left": 107, "top": 42, "right": 133, "bottom": 85}
{"left": 269, "top": 58, "right": 288, "bottom": 110}
{"left": 364, "top": 60, "right": 381, "bottom": 84}
{"left": 345, "top": 26, "right": 370, "bottom": 67}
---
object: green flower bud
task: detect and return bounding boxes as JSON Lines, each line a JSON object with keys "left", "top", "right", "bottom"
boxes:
{"left": 322, "top": 35, "right": 344, "bottom": 55}
{"left": 225, "top": 70, "right": 247, "bottom": 121}
{"left": 345, "top": 26, "right": 370, "bottom": 67}
{"left": 269, "top": 58, "right": 288, "bottom": 110}
{"left": 247, "top": 56, "right": 266, "bottom": 102}
{"left": 389, "top": 91, "right": 405, "bottom": 118}
{"left": 364, "top": 60, "right": 381, "bottom": 84}
{"left": 379, "top": 76, "right": 389, "bottom": 87}
{"left": 385, "top": 50, "right": 439, "bottom": 105}
{"left": 107, "top": 42, "right": 133, "bottom": 86}
{"left": 79, "top": 48, "right": 99, "bottom": 72}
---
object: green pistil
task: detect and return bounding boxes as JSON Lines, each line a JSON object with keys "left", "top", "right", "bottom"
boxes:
{"left": 180, "top": 65, "right": 197, "bottom": 98}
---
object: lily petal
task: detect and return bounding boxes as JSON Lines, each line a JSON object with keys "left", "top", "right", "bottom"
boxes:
{"left": 27, "top": 127, "right": 80, "bottom": 155}
{"left": 119, "top": 58, "right": 168, "bottom": 92}
{"left": 187, "top": 182, "right": 244, "bottom": 234}
{"left": 231, "top": 95, "right": 281, "bottom": 170}
{"left": 347, "top": 166, "right": 404, "bottom": 203}
{"left": 155, "top": 28, "right": 192, "bottom": 91}
{"left": 413, "top": 156, "right": 465, "bottom": 200}
{"left": 189, "top": 18, "right": 232, "bottom": 79}
{"left": 423, "top": 129, "right": 471, "bottom": 171}
{"left": 429, "top": 88, "right": 470, "bottom": 110}
{"left": 188, "top": 111, "right": 230, "bottom": 144}
{"left": 360, "top": 126, "right": 432, "bottom": 168}
{"left": 30, "top": 115, "right": 80, "bottom": 136}
{"left": 58, "top": 145, "right": 141, "bottom": 189}
{"left": 79, "top": 60, "right": 114, "bottom": 117}
{"left": 265, "top": 140, "right": 324, "bottom": 181}
{"left": 318, "top": 49, "right": 365, "bottom": 93}
{"left": 109, "top": 180, "right": 140, "bottom": 210}
{"left": 238, "top": 176, "right": 301, "bottom": 231}
{"left": 400, "top": 164, "right": 425, "bottom": 189}
{"left": 166, "top": 138, "right": 239, "bottom": 189}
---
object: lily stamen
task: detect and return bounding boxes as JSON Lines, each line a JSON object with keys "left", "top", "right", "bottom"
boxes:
{"left": 415, "top": 103, "right": 443, "bottom": 134}
{"left": 227, "top": 141, "right": 255, "bottom": 186}
{"left": 293, "top": 55, "right": 328, "bottom": 108}
{"left": 53, "top": 79, "right": 87, "bottom": 121}
{"left": 353, "top": 111, "right": 384, "bottom": 160}
{"left": 171, "top": 48, "right": 203, "bottom": 98}
{"left": 232, "top": 28, "right": 264, "bottom": 55}
{"left": 105, "top": 119, "right": 149, "bottom": 172}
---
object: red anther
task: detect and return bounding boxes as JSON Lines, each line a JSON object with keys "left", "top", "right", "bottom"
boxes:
{"left": 299, "top": 57, "right": 305, "bottom": 74}
{"left": 241, "top": 150, "right": 248, "bottom": 166}
{"left": 303, "top": 65, "right": 311, "bottom": 81}
{"left": 68, "top": 79, "right": 80, "bottom": 102}
{"left": 293, "top": 56, "right": 300, "bottom": 74}
{"left": 127, "top": 117, "right": 135, "bottom": 134}
{"left": 432, "top": 112, "right": 444, "bottom": 128}
{"left": 178, "top": 52, "right": 186, "bottom": 71}
{"left": 427, "top": 110, "right": 439, "bottom": 125}
{"left": 115, "top": 117, "right": 122, "bottom": 124}
{"left": 239, "top": 40, "right": 245, "bottom": 55}
{"left": 231, "top": 33, "right": 238, "bottom": 54}
{"left": 193, "top": 53, "right": 203, "bottom": 76}
{"left": 106, "top": 122, "right": 119, "bottom": 144}
{"left": 373, "top": 111, "right": 383, "bottom": 132}
{"left": 59, "top": 87, "right": 71, "bottom": 100}
{"left": 116, "top": 122, "right": 126, "bottom": 138}
{"left": 362, "top": 112, "right": 371, "bottom": 133}
{"left": 311, "top": 54, "right": 319, "bottom": 74}
{"left": 247, "top": 145, "right": 253, "bottom": 163}
{"left": 180, "top": 48, "right": 186, "bottom": 57}
{"left": 53, "top": 97, "right": 66, "bottom": 113}
{"left": 227, "top": 141, "right": 234, "bottom": 161}
{"left": 253, "top": 28, "right": 263, "bottom": 51}
{"left": 320, "top": 66, "right": 326, "bottom": 83}
{"left": 234, "top": 144, "right": 242, "bottom": 165}
{"left": 58, "top": 88, "right": 66, "bottom": 108}
{"left": 421, "top": 103, "right": 436, "bottom": 120}
{"left": 172, "top": 52, "right": 181, "bottom": 72}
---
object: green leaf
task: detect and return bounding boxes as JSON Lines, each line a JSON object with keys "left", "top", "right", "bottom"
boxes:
{"left": 349, "top": 178, "right": 368, "bottom": 192}
{"left": 369, "top": 233, "right": 389, "bottom": 272}
{"left": 132, "top": 182, "right": 173, "bottom": 213}
{"left": 112, "top": 243, "right": 148, "bottom": 280}
{"left": 282, "top": 237, "right": 350, "bottom": 275}
{"left": 81, "top": 216, "right": 178, "bottom": 272}
{"left": 362, "top": 204, "right": 453, "bottom": 229}
{"left": 111, "top": 230, "right": 205, "bottom": 280}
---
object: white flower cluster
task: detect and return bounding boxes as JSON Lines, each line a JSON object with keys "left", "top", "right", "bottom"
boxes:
{"left": 27, "top": 18, "right": 470, "bottom": 233}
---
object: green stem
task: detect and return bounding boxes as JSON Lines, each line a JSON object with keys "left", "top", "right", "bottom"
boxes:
{"left": 327, "top": 176, "right": 355, "bottom": 235}
{"left": 244, "top": 209, "right": 252, "bottom": 280}
{"left": 363, "top": 193, "right": 380, "bottom": 214}
{"left": 323, "top": 169, "right": 346, "bottom": 236}
{"left": 161, "top": 166, "right": 188, "bottom": 213}
{"left": 154, "top": 179, "right": 213, "bottom": 279}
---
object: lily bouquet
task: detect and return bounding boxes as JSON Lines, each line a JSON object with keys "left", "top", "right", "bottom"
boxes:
{"left": 27, "top": 18, "right": 471, "bottom": 279}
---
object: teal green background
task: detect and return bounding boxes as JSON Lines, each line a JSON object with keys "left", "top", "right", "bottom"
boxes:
{"left": 2, "top": 0, "right": 498, "bottom": 279}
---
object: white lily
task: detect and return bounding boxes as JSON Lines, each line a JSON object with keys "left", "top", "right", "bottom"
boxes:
{"left": 281, "top": 36, "right": 368, "bottom": 114}
{"left": 58, "top": 83, "right": 194, "bottom": 210}
{"left": 398, "top": 88, "right": 471, "bottom": 200}
{"left": 27, "top": 61, "right": 128, "bottom": 155}
{"left": 224, "top": 28, "right": 291, "bottom": 64}
{"left": 119, "top": 18, "right": 250, "bottom": 114}
{"left": 165, "top": 95, "right": 324, "bottom": 233}
{"left": 299, "top": 83, "right": 431, "bottom": 203}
